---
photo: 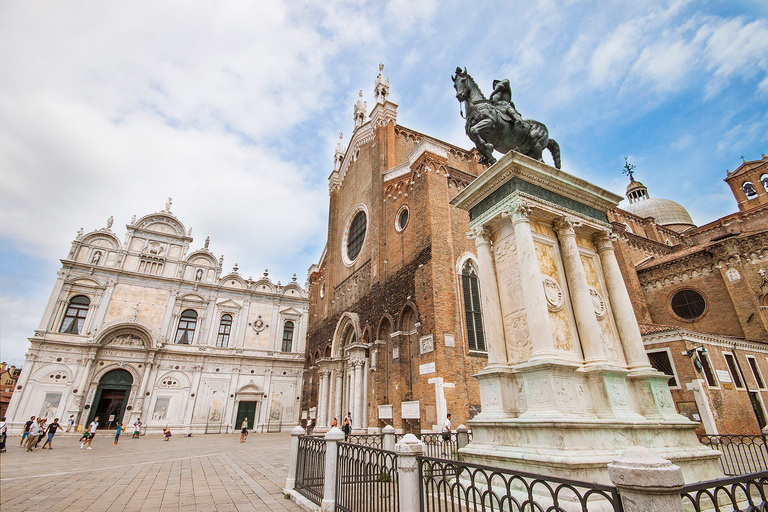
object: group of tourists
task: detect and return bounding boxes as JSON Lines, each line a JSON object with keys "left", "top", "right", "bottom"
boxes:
{"left": 17, "top": 416, "right": 62, "bottom": 451}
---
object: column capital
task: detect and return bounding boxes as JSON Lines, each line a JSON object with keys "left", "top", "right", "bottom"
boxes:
{"left": 502, "top": 198, "right": 532, "bottom": 224}
{"left": 350, "top": 358, "right": 365, "bottom": 368}
{"left": 593, "top": 230, "right": 618, "bottom": 252}
{"left": 553, "top": 216, "right": 582, "bottom": 238}
{"left": 318, "top": 369, "right": 331, "bottom": 378}
{"left": 467, "top": 226, "right": 493, "bottom": 245}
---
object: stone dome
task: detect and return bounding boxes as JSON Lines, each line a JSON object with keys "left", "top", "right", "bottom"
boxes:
{"left": 623, "top": 179, "right": 695, "bottom": 232}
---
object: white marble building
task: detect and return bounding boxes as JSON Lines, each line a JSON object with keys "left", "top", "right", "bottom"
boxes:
{"left": 5, "top": 203, "right": 308, "bottom": 434}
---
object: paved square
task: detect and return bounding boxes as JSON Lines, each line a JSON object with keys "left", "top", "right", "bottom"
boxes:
{"left": 1, "top": 431, "right": 303, "bottom": 511}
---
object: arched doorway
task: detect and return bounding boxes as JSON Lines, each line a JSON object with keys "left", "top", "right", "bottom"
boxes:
{"left": 88, "top": 369, "right": 133, "bottom": 428}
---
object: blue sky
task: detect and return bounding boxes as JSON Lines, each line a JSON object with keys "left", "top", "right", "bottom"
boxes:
{"left": 1, "top": 0, "right": 767, "bottom": 366}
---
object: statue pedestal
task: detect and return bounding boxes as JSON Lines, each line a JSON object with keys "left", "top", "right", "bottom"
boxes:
{"left": 452, "top": 152, "right": 722, "bottom": 484}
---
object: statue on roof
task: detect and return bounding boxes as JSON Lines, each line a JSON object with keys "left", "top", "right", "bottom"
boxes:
{"left": 107, "top": 216, "right": 113, "bottom": 229}
{"left": 165, "top": 197, "right": 172, "bottom": 212}
{"left": 452, "top": 67, "right": 561, "bottom": 168}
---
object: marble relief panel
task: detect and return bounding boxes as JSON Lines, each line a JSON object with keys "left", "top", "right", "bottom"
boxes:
{"left": 534, "top": 241, "right": 575, "bottom": 352}
{"left": 580, "top": 254, "right": 623, "bottom": 364}
{"left": 243, "top": 306, "right": 273, "bottom": 350}
{"left": 494, "top": 235, "right": 530, "bottom": 363}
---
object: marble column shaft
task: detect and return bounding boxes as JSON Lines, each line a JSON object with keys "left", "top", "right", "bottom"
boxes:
{"left": 554, "top": 217, "right": 606, "bottom": 363}
{"left": 353, "top": 360, "right": 364, "bottom": 428}
{"left": 594, "top": 232, "right": 651, "bottom": 369}
{"left": 334, "top": 371, "right": 343, "bottom": 424}
{"left": 506, "top": 198, "right": 556, "bottom": 357}
{"left": 318, "top": 371, "right": 329, "bottom": 427}
{"left": 470, "top": 227, "right": 508, "bottom": 367}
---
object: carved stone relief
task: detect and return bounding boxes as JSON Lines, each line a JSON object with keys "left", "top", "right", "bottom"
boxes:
{"left": 542, "top": 277, "right": 564, "bottom": 312}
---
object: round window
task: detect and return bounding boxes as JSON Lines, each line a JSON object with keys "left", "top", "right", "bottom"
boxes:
{"left": 396, "top": 206, "right": 409, "bottom": 231}
{"left": 347, "top": 211, "right": 367, "bottom": 261}
{"left": 671, "top": 289, "right": 706, "bottom": 320}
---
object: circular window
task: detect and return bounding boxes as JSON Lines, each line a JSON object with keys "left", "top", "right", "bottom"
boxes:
{"left": 671, "top": 289, "right": 706, "bottom": 320}
{"left": 396, "top": 206, "right": 409, "bottom": 231}
{"left": 342, "top": 206, "right": 368, "bottom": 265}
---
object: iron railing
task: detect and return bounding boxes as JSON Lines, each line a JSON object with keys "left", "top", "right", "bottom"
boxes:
{"left": 348, "top": 433, "right": 384, "bottom": 449}
{"left": 395, "top": 432, "right": 463, "bottom": 460}
{"left": 336, "top": 442, "right": 399, "bottom": 512}
{"left": 699, "top": 435, "right": 768, "bottom": 476}
{"left": 680, "top": 470, "right": 768, "bottom": 511}
{"left": 419, "top": 456, "right": 623, "bottom": 512}
{"left": 295, "top": 435, "right": 326, "bottom": 505}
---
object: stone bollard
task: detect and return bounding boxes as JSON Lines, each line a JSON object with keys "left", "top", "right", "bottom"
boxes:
{"left": 608, "top": 446, "right": 685, "bottom": 512}
{"left": 456, "top": 424, "right": 469, "bottom": 450}
{"left": 321, "top": 427, "right": 344, "bottom": 512}
{"left": 396, "top": 433, "right": 425, "bottom": 512}
{"left": 284, "top": 425, "right": 305, "bottom": 493}
{"left": 382, "top": 425, "right": 396, "bottom": 452}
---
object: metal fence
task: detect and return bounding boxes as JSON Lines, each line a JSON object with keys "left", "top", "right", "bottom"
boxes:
{"left": 295, "top": 435, "right": 326, "bottom": 505}
{"left": 699, "top": 435, "right": 768, "bottom": 476}
{"left": 348, "top": 433, "right": 384, "bottom": 449}
{"left": 335, "top": 442, "right": 399, "bottom": 512}
{"left": 419, "top": 456, "right": 624, "bottom": 512}
{"left": 680, "top": 471, "right": 768, "bottom": 511}
{"left": 395, "top": 432, "right": 463, "bottom": 460}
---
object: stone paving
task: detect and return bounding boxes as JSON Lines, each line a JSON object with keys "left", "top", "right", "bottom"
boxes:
{"left": 0, "top": 430, "right": 303, "bottom": 511}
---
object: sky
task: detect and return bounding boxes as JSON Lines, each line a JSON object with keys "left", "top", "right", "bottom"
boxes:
{"left": 1, "top": 0, "right": 767, "bottom": 366}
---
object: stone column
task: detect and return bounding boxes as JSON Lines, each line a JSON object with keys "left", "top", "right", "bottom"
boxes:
{"left": 554, "top": 216, "right": 606, "bottom": 363}
{"left": 468, "top": 226, "right": 507, "bottom": 368}
{"left": 353, "top": 359, "right": 364, "bottom": 430}
{"left": 382, "top": 425, "right": 396, "bottom": 452}
{"left": 593, "top": 231, "right": 651, "bottom": 370}
{"left": 395, "top": 434, "right": 425, "bottom": 512}
{"left": 608, "top": 446, "right": 685, "bottom": 512}
{"left": 321, "top": 427, "right": 344, "bottom": 512}
{"left": 334, "top": 370, "right": 343, "bottom": 425}
{"left": 284, "top": 425, "right": 305, "bottom": 493}
{"left": 317, "top": 370, "right": 330, "bottom": 428}
{"left": 505, "top": 198, "right": 556, "bottom": 358}
{"left": 456, "top": 424, "right": 470, "bottom": 450}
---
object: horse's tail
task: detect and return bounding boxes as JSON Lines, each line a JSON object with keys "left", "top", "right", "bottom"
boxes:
{"left": 547, "top": 139, "right": 561, "bottom": 169}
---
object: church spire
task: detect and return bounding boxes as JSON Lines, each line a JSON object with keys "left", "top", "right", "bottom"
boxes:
{"left": 334, "top": 133, "right": 345, "bottom": 171}
{"left": 353, "top": 91, "right": 367, "bottom": 128}
{"left": 374, "top": 63, "right": 389, "bottom": 104}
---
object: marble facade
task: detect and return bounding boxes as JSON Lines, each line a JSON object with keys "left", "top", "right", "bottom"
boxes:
{"left": 451, "top": 151, "right": 723, "bottom": 484}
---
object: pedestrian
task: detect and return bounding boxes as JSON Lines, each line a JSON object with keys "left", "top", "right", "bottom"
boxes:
{"left": 305, "top": 417, "right": 313, "bottom": 436}
{"left": 41, "top": 417, "right": 60, "bottom": 450}
{"left": 65, "top": 415, "right": 75, "bottom": 432}
{"left": 332, "top": 417, "right": 337, "bottom": 428}
{"left": 163, "top": 428, "right": 172, "bottom": 441}
{"left": 19, "top": 416, "right": 35, "bottom": 447}
{"left": 342, "top": 415, "right": 351, "bottom": 441}
{"left": 82, "top": 417, "right": 98, "bottom": 449}
{"left": 441, "top": 413, "right": 452, "bottom": 457}
{"left": 79, "top": 429, "right": 90, "bottom": 445}
{"left": 26, "top": 418, "right": 40, "bottom": 452}
{"left": 35, "top": 418, "right": 47, "bottom": 449}
{"left": 240, "top": 417, "right": 248, "bottom": 443}
{"left": 113, "top": 423, "right": 123, "bottom": 445}
{"left": 133, "top": 418, "right": 142, "bottom": 439}
{"left": 0, "top": 416, "right": 7, "bottom": 453}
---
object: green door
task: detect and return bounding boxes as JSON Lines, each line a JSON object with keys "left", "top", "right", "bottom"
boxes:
{"left": 87, "top": 369, "right": 133, "bottom": 427}
{"left": 236, "top": 402, "right": 257, "bottom": 430}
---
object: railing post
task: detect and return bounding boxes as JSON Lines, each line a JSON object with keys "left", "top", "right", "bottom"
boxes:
{"left": 284, "top": 425, "right": 305, "bottom": 493}
{"left": 608, "top": 446, "right": 685, "bottom": 512}
{"left": 382, "top": 424, "right": 395, "bottom": 452}
{"left": 456, "top": 424, "right": 469, "bottom": 450}
{"left": 396, "top": 433, "right": 425, "bottom": 512}
{"left": 321, "top": 426, "right": 344, "bottom": 512}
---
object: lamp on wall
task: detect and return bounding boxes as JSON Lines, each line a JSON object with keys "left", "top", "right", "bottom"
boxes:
{"left": 685, "top": 345, "right": 708, "bottom": 373}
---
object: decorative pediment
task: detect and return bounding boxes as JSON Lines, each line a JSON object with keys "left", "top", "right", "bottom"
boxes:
{"left": 280, "top": 306, "right": 302, "bottom": 318}
{"left": 180, "top": 293, "right": 204, "bottom": 302}
{"left": 217, "top": 299, "right": 242, "bottom": 310}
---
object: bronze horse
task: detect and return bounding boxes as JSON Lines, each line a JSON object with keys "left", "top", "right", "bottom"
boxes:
{"left": 452, "top": 67, "right": 561, "bottom": 169}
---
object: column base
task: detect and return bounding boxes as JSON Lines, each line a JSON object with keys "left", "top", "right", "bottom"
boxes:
{"left": 472, "top": 367, "right": 521, "bottom": 421}
{"left": 580, "top": 364, "right": 646, "bottom": 421}
{"left": 514, "top": 358, "right": 587, "bottom": 420}
{"left": 627, "top": 368, "right": 691, "bottom": 422}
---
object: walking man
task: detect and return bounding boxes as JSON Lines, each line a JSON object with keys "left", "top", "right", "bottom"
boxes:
{"left": 65, "top": 415, "right": 75, "bottom": 432}
{"left": 41, "top": 418, "right": 61, "bottom": 449}
{"left": 19, "top": 416, "right": 34, "bottom": 447}
{"left": 82, "top": 417, "right": 99, "bottom": 449}
{"left": 441, "top": 413, "right": 452, "bottom": 457}
{"left": 26, "top": 418, "right": 41, "bottom": 452}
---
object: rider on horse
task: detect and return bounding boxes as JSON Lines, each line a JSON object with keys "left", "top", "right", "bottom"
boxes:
{"left": 490, "top": 79, "right": 523, "bottom": 128}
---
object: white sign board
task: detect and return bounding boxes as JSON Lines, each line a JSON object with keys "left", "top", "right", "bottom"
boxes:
{"left": 444, "top": 334, "right": 455, "bottom": 347}
{"left": 420, "top": 335, "right": 434, "bottom": 354}
{"left": 419, "top": 362, "right": 436, "bottom": 375}
{"left": 716, "top": 370, "right": 732, "bottom": 383}
{"left": 401, "top": 401, "right": 420, "bottom": 419}
{"left": 378, "top": 404, "right": 393, "bottom": 420}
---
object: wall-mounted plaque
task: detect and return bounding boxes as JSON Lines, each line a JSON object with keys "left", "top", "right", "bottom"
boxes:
{"left": 401, "top": 401, "right": 420, "bottom": 419}
{"left": 378, "top": 404, "right": 393, "bottom": 419}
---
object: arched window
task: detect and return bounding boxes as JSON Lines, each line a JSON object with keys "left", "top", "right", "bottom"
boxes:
{"left": 217, "top": 314, "right": 232, "bottom": 347}
{"left": 175, "top": 309, "right": 198, "bottom": 344}
{"left": 282, "top": 321, "right": 294, "bottom": 352}
{"left": 461, "top": 261, "right": 485, "bottom": 351}
{"left": 60, "top": 295, "right": 90, "bottom": 334}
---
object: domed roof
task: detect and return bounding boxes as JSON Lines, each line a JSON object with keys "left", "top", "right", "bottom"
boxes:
{"left": 624, "top": 197, "right": 695, "bottom": 228}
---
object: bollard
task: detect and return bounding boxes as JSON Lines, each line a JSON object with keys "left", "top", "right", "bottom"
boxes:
{"left": 396, "top": 433, "right": 425, "bottom": 512}
{"left": 456, "top": 424, "right": 469, "bottom": 450}
{"left": 284, "top": 425, "right": 305, "bottom": 493}
{"left": 321, "top": 426, "right": 344, "bottom": 512}
{"left": 382, "top": 425, "right": 395, "bottom": 452}
{"left": 608, "top": 446, "right": 685, "bottom": 512}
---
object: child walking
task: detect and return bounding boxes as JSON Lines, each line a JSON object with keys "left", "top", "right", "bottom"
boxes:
{"left": 113, "top": 423, "right": 123, "bottom": 445}
{"left": 163, "top": 428, "right": 172, "bottom": 441}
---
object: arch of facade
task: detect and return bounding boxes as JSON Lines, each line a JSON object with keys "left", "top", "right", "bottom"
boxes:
{"left": 96, "top": 322, "right": 155, "bottom": 350}
{"left": 85, "top": 367, "right": 137, "bottom": 428}
{"left": 85, "top": 363, "right": 141, "bottom": 417}
{"left": 331, "top": 312, "right": 361, "bottom": 357}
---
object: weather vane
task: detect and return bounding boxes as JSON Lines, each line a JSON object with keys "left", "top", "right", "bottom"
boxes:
{"left": 622, "top": 157, "right": 636, "bottom": 181}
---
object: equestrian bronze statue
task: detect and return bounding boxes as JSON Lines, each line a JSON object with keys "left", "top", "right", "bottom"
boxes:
{"left": 452, "top": 67, "right": 561, "bottom": 169}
